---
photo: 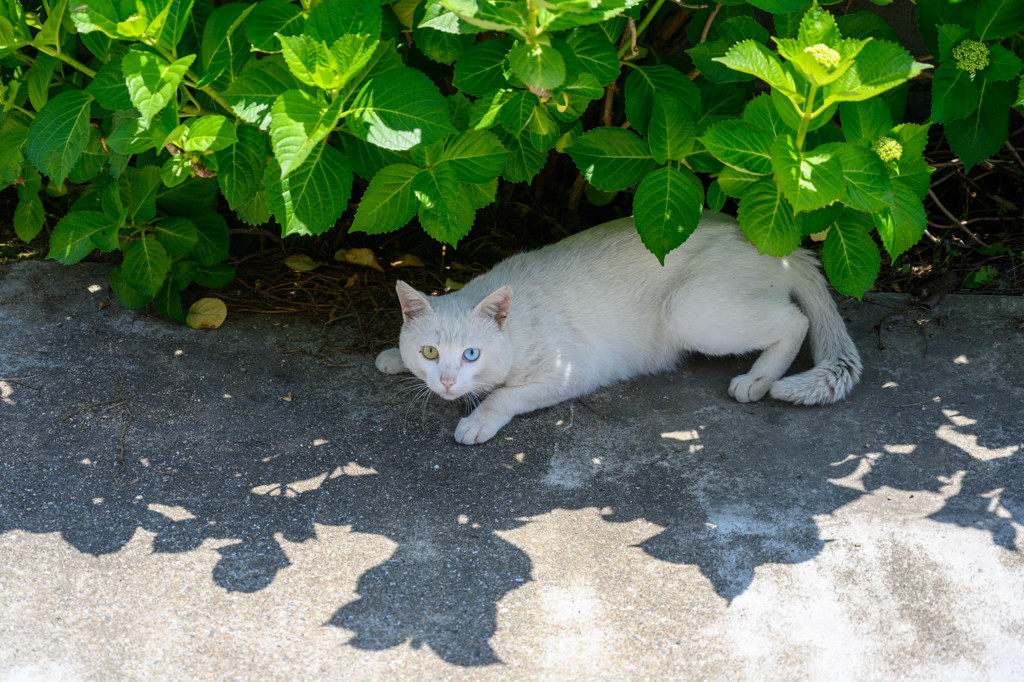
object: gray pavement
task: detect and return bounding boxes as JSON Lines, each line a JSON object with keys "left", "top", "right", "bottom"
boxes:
{"left": 1, "top": 259, "right": 1022, "bottom": 681}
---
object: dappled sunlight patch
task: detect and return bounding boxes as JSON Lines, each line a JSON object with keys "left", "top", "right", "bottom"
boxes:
{"left": 250, "top": 462, "right": 380, "bottom": 497}
{"left": 936, "top": 411, "right": 1020, "bottom": 461}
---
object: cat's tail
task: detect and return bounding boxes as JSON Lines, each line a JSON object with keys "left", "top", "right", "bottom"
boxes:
{"left": 770, "top": 251, "right": 862, "bottom": 405}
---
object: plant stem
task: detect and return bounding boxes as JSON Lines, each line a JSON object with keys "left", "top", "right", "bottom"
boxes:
{"left": 795, "top": 83, "right": 817, "bottom": 150}
{"left": 36, "top": 44, "right": 96, "bottom": 79}
{"left": 618, "top": 0, "right": 668, "bottom": 59}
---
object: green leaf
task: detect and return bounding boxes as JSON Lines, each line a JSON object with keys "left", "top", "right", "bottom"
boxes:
{"left": 190, "top": 211, "right": 231, "bottom": 264}
{"left": 26, "top": 90, "right": 93, "bottom": 187}
{"left": 122, "top": 49, "right": 195, "bottom": 127}
{"left": 565, "top": 28, "right": 619, "bottom": 85}
{"left": 736, "top": 178, "right": 800, "bottom": 256}
{"left": 873, "top": 175, "right": 927, "bottom": 260}
{"left": 418, "top": 184, "right": 475, "bottom": 246}
{"left": 452, "top": 38, "right": 513, "bottom": 96}
{"left": 508, "top": 41, "right": 566, "bottom": 91}
{"left": 415, "top": 22, "right": 473, "bottom": 65}
{"left": 743, "top": 93, "right": 788, "bottom": 138}
{"left": 47, "top": 211, "right": 109, "bottom": 264}
{"left": 822, "top": 211, "right": 879, "bottom": 298}
{"left": 499, "top": 129, "right": 547, "bottom": 183}
{"left": 348, "top": 67, "right": 456, "bottom": 151}
{"left": 150, "top": 0, "right": 195, "bottom": 54}
{"left": 222, "top": 56, "right": 302, "bottom": 131}
{"left": 216, "top": 124, "right": 266, "bottom": 211}
{"left": 648, "top": 96, "right": 696, "bottom": 164}
{"left": 975, "top": 0, "right": 1024, "bottom": 40}
{"left": 835, "top": 143, "right": 893, "bottom": 212}
{"left": 70, "top": 0, "right": 120, "bottom": 37}
{"left": 440, "top": 130, "right": 508, "bottom": 182}
{"left": 247, "top": 0, "right": 305, "bottom": 52}
{"left": 350, "top": 163, "right": 420, "bottom": 234}
{"left": 182, "top": 116, "right": 238, "bottom": 153}
{"left": 982, "top": 45, "right": 1024, "bottom": 83}
{"left": 499, "top": 90, "right": 537, "bottom": 136}
{"left": 309, "top": 0, "right": 382, "bottom": 43}
{"left": 161, "top": 154, "right": 191, "bottom": 188}
{"left": 122, "top": 165, "right": 162, "bottom": 222}
{"left": 714, "top": 40, "right": 798, "bottom": 98}
{"left": 152, "top": 280, "right": 185, "bottom": 322}
{"left": 265, "top": 142, "right": 353, "bottom": 236}
{"left": 930, "top": 63, "right": 978, "bottom": 124}
{"left": 106, "top": 114, "right": 161, "bottom": 155}
{"left": 123, "top": 237, "right": 170, "bottom": 297}
{"left": 154, "top": 216, "right": 198, "bottom": 256}
{"left": 633, "top": 166, "right": 704, "bottom": 264}
{"left": 944, "top": 77, "right": 1016, "bottom": 171}
{"left": 86, "top": 56, "right": 134, "bottom": 110}
{"left": 109, "top": 266, "right": 152, "bottom": 308}
{"left": 770, "top": 135, "right": 846, "bottom": 213}
{"left": 699, "top": 120, "right": 774, "bottom": 175}
{"left": 26, "top": 53, "right": 57, "bottom": 111}
{"left": 198, "top": 3, "right": 256, "bottom": 88}
{"left": 566, "top": 127, "right": 656, "bottom": 192}
{"left": 840, "top": 98, "right": 892, "bottom": 145}
{"left": 706, "top": 180, "right": 726, "bottom": 212}
{"left": 270, "top": 90, "right": 345, "bottom": 178}
{"left": 14, "top": 195, "right": 44, "bottom": 242}
{"left": 823, "top": 41, "right": 930, "bottom": 105}
{"left": 624, "top": 64, "right": 701, "bottom": 135}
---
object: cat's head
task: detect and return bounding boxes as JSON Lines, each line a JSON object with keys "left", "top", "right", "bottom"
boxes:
{"left": 395, "top": 281, "right": 513, "bottom": 400}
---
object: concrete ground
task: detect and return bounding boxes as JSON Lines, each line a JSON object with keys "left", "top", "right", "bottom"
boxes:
{"left": 1, "top": 260, "right": 1022, "bottom": 681}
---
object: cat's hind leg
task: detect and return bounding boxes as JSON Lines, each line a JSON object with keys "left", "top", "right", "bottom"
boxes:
{"left": 727, "top": 307, "right": 809, "bottom": 402}
{"left": 375, "top": 347, "right": 407, "bottom": 374}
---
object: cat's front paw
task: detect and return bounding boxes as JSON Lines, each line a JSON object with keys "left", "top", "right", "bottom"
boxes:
{"left": 375, "top": 348, "right": 407, "bottom": 374}
{"left": 454, "top": 409, "right": 509, "bottom": 445}
{"left": 729, "top": 373, "right": 771, "bottom": 403}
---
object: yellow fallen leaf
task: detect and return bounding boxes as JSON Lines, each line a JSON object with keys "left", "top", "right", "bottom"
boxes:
{"left": 810, "top": 229, "right": 829, "bottom": 242}
{"left": 186, "top": 297, "right": 227, "bottom": 330}
{"left": 284, "top": 254, "right": 321, "bottom": 271}
{"left": 390, "top": 253, "right": 424, "bottom": 268}
{"left": 335, "top": 247, "right": 384, "bottom": 272}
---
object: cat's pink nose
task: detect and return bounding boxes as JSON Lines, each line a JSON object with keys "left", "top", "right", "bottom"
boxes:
{"left": 441, "top": 378, "right": 456, "bottom": 390}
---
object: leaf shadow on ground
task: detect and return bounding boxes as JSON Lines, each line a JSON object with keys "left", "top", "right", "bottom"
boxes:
{"left": 0, "top": 273, "right": 1020, "bottom": 667}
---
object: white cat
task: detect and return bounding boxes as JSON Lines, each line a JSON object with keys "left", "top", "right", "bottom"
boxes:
{"left": 376, "top": 212, "right": 861, "bottom": 445}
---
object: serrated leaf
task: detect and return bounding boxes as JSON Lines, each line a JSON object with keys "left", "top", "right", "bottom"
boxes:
{"left": 349, "top": 163, "right": 419, "bottom": 235}
{"left": 14, "top": 195, "right": 44, "bottom": 242}
{"left": 499, "top": 90, "right": 537, "bottom": 136}
{"left": 307, "top": 0, "right": 382, "bottom": 44}
{"left": 154, "top": 216, "right": 198, "bottom": 256}
{"left": 699, "top": 120, "right": 774, "bottom": 175}
{"left": 191, "top": 264, "right": 236, "bottom": 288}
{"left": 982, "top": 44, "right": 1024, "bottom": 83}
{"left": 122, "top": 49, "right": 195, "bottom": 127}
{"left": 714, "top": 40, "right": 799, "bottom": 98}
{"left": 247, "top": 0, "right": 305, "bottom": 52}
{"left": 122, "top": 237, "right": 169, "bottom": 297}
{"left": 153, "top": 279, "right": 185, "bottom": 322}
{"left": 840, "top": 98, "right": 892, "bottom": 145}
{"left": 566, "top": 127, "right": 656, "bottom": 192}
{"left": 452, "top": 38, "right": 513, "bottom": 96}
{"left": 771, "top": 135, "right": 846, "bottom": 213}
{"left": 649, "top": 96, "right": 696, "bottom": 164}
{"left": 191, "top": 211, "right": 231, "bottom": 265}
{"left": 198, "top": 3, "right": 255, "bottom": 87}
{"left": 835, "top": 143, "right": 893, "bottom": 212}
{"left": 440, "top": 130, "right": 508, "bottom": 183}
{"left": 27, "top": 53, "right": 57, "bottom": 111}
{"left": 624, "top": 64, "right": 701, "bottom": 135}
{"left": 565, "top": 28, "right": 619, "bottom": 85}
{"left": 86, "top": 56, "right": 134, "bottom": 110}
{"left": 975, "top": 0, "right": 1024, "bottom": 40}
{"left": 822, "top": 211, "right": 879, "bottom": 298}
{"left": 25, "top": 90, "right": 93, "bottom": 187}
{"left": 222, "top": 56, "right": 302, "bottom": 131}
{"left": 270, "top": 90, "right": 345, "bottom": 178}
{"left": 348, "top": 67, "right": 455, "bottom": 151}
{"left": 70, "top": 0, "right": 120, "bottom": 37}
{"left": 736, "top": 178, "right": 800, "bottom": 256}
{"left": 186, "top": 297, "right": 227, "bottom": 329}
{"left": 122, "top": 165, "right": 162, "bottom": 222}
{"left": 418, "top": 184, "right": 475, "bottom": 246}
{"left": 508, "top": 41, "right": 566, "bottom": 91}
{"left": 109, "top": 266, "right": 152, "bottom": 308}
{"left": 265, "top": 142, "right": 353, "bottom": 236}
{"left": 873, "top": 175, "right": 927, "bottom": 261}
{"left": 499, "top": 129, "right": 547, "bottom": 183}
{"left": 823, "top": 40, "right": 930, "bottom": 105}
{"left": 150, "top": 0, "right": 195, "bottom": 54}
{"left": 182, "top": 116, "right": 238, "bottom": 153}
{"left": 743, "top": 94, "right": 787, "bottom": 138}
{"left": 216, "top": 124, "right": 266, "bottom": 210}
{"left": 930, "top": 63, "right": 978, "bottom": 124}
{"left": 944, "top": 77, "right": 1016, "bottom": 171}
{"left": 633, "top": 166, "right": 704, "bottom": 264}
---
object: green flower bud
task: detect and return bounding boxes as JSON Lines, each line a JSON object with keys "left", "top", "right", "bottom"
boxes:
{"left": 871, "top": 136, "right": 902, "bottom": 163}
{"left": 952, "top": 39, "right": 990, "bottom": 74}
{"left": 804, "top": 43, "right": 841, "bottom": 68}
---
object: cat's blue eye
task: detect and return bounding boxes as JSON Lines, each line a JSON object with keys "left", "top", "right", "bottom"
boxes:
{"left": 463, "top": 348, "right": 480, "bottom": 362}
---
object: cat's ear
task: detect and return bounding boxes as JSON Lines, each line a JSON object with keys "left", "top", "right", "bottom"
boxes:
{"left": 395, "top": 280, "right": 433, "bottom": 322}
{"left": 474, "top": 286, "right": 512, "bottom": 330}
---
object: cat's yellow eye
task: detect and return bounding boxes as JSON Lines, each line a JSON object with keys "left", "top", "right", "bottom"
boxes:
{"left": 421, "top": 345, "right": 439, "bottom": 360}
